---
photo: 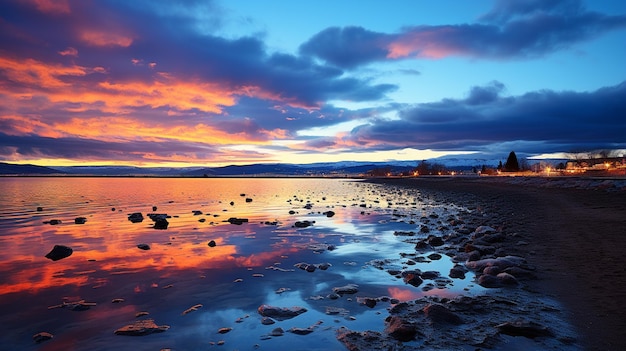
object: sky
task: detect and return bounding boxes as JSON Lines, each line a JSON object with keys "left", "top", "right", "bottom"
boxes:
{"left": 0, "top": 0, "right": 625, "bottom": 167}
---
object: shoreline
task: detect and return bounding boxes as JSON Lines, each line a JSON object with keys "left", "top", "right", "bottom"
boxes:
{"left": 367, "top": 177, "right": 625, "bottom": 351}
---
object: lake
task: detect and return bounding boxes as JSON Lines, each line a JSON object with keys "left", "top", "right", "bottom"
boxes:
{"left": 0, "top": 177, "right": 481, "bottom": 350}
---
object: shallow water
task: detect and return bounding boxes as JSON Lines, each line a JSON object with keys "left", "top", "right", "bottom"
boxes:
{"left": 0, "top": 177, "right": 482, "bottom": 350}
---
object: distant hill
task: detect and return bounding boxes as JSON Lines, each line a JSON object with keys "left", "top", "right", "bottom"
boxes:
{"left": 0, "top": 158, "right": 507, "bottom": 177}
{"left": 51, "top": 166, "right": 204, "bottom": 176}
{"left": 0, "top": 162, "right": 64, "bottom": 175}
{"left": 183, "top": 162, "right": 416, "bottom": 177}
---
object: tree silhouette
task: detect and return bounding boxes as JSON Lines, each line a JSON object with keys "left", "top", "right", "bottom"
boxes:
{"left": 504, "top": 151, "right": 520, "bottom": 172}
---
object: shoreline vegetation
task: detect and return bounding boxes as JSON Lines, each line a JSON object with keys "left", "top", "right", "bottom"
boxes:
{"left": 366, "top": 177, "right": 625, "bottom": 351}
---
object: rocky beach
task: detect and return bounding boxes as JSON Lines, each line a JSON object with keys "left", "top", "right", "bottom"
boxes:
{"left": 1, "top": 176, "right": 624, "bottom": 350}
{"left": 364, "top": 176, "right": 626, "bottom": 351}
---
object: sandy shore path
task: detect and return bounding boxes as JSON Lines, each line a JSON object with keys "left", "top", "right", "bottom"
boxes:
{"left": 369, "top": 177, "right": 626, "bottom": 351}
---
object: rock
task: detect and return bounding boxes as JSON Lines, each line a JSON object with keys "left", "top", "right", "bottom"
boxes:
{"left": 192, "top": 210, "right": 203, "bottom": 215}
{"left": 74, "top": 217, "right": 87, "bottom": 224}
{"left": 217, "top": 327, "right": 232, "bottom": 334}
{"left": 449, "top": 264, "right": 467, "bottom": 279}
{"left": 423, "top": 303, "right": 463, "bottom": 325}
{"left": 269, "top": 327, "right": 284, "bottom": 336}
{"left": 36, "top": 207, "right": 44, "bottom": 212}
{"left": 137, "top": 244, "right": 150, "bottom": 250}
{"left": 357, "top": 297, "right": 377, "bottom": 308}
{"left": 427, "top": 236, "right": 444, "bottom": 246}
{"left": 245, "top": 198, "right": 253, "bottom": 203}
{"left": 336, "top": 328, "right": 386, "bottom": 351}
{"left": 496, "top": 272, "right": 519, "bottom": 286}
{"left": 384, "top": 316, "right": 418, "bottom": 341}
{"left": 332, "top": 284, "right": 359, "bottom": 295}
{"left": 153, "top": 218, "right": 169, "bottom": 229}
{"left": 114, "top": 319, "right": 170, "bottom": 336}
{"left": 420, "top": 271, "right": 440, "bottom": 280}
{"left": 402, "top": 272, "right": 423, "bottom": 287}
{"left": 394, "top": 231, "right": 416, "bottom": 236}
{"left": 257, "top": 305, "right": 307, "bottom": 320}
{"left": 227, "top": 217, "right": 248, "bottom": 225}
{"left": 128, "top": 212, "right": 144, "bottom": 223}
{"left": 208, "top": 240, "right": 216, "bottom": 247}
{"left": 317, "top": 262, "right": 332, "bottom": 270}
{"left": 152, "top": 206, "right": 157, "bottom": 211}
{"left": 289, "top": 327, "right": 314, "bottom": 335}
{"left": 33, "top": 332, "right": 53, "bottom": 343}
{"left": 45, "top": 245, "right": 73, "bottom": 261}
{"left": 148, "top": 213, "right": 169, "bottom": 221}
{"left": 261, "top": 317, "right": 275, "bottom": 325}
{"left": 477, "top": 274, "right": 500, "bottom": 288}
{"left": 112, "top": 298, "right": 125, "bottom": 303}
{"left": 496, "top": 320, "right": 554, "bottom": 338}
{"left": 44, "top": 219, "right": 62, "bottom": 225}
{"left": 483, "top": 266, "right": 501, "bottom": 275}
{"left": 294, "top": 220, "right": 313, "bottom": 228}
{"left": 323, "top": 211, "right": 335, "bottom": 217}
{"left": 465, "top": 256, "right": 526, "bottom": 272}
{"left": 427, "top": 253, "right": 442, "bottom": 260}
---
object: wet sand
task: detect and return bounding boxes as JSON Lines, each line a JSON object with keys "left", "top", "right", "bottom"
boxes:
{"left": 370, "top": 176, "right": 626, "bottom": 351}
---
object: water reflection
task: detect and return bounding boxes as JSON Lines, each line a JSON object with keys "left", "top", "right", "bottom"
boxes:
{"left": 0, "top": 178, "right": 481, "bottom": 350}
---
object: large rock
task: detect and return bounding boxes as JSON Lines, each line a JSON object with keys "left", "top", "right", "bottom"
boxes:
{"left": 332, "top": 284, "right": 359, "bottom": 295}
{"left": 257, "top": 304, "right": 307, "bottom": 320}
{"left": 227, "top": 217, "right": 248, "bottom": 225}
{"left": 402, "top": 271, "right": 423, "bottom": 287}
{"left": 45, "top": 245, "right": 73, "bottom": 261}
{"left": 423, "top": 303, "right": 463, "bottom": 325}
{"left": 153, "top": 218, "right": 169, "bottom": 229}
{"left": 128, "top": 212, "right": 144, "bottom": 223}
{"left": 294, "top": 220, "right": 313, "bottom": 228}
{"left": 114, "top": 319, "right": 170, "bottom": 336}
{"left": 465, "top": 256, "right": 525, "bottom": 272}
{"left": 384, "top": 316, "right": 418, "bottom": 341}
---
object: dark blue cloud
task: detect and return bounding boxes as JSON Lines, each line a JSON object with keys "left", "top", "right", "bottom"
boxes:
{"left": 299, "top": 0, "right": 626, "bottom": 69}
{"left": 0, "top": 132, "right": 234, "bottom": 162}
{"left": 299, "top": 26, "right": 391, "bottom": 69}
{"left": 345, "top": 81, "right": 626, "bottom": 152}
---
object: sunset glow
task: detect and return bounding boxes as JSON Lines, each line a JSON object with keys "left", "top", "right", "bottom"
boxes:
{"left": 1, "top": 0, "right": 624, "bottom": 167}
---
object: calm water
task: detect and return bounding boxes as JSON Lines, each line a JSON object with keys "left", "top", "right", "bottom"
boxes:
{"left": 0, "top": 177, "right": 480, "bottom": 350}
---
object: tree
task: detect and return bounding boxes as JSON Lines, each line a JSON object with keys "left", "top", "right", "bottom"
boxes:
{"left": 503, "top": 151, "right": 520, "bottom": 172}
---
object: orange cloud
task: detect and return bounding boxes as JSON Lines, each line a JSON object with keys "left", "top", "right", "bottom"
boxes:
{"left": 79, "top": 30, "right": 133, "bottom": 47}
{"left": 0, "top": 57, "right": 87, "bottom": 89}
{"left": 96, "top": 80, "right": 236, "bottom": 113}
{"left": 59, "top": 47, "right": 78, "bottom": 57}
{"left": 26, "top": 0, "right": 71, "bottom": 14}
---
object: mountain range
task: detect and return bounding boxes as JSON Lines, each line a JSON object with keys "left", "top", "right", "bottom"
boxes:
{"left": 3, "top": 152, "right": 569, "bottom": 176}
{"left": 0, "top": 157, "right": 508, "bottom": 176}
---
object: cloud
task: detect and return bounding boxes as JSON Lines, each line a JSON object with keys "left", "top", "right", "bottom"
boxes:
{"left": 340, "top": 81, "right": 626, "bottom": 152}
{"left": 299, "top": 26, "right": 391, "bottom": 69}
{"left": 0, "top": 131, "right": 274, "bottom": 165}
{"left": 300, "top": 0, "right": 626, "bottom": 68}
